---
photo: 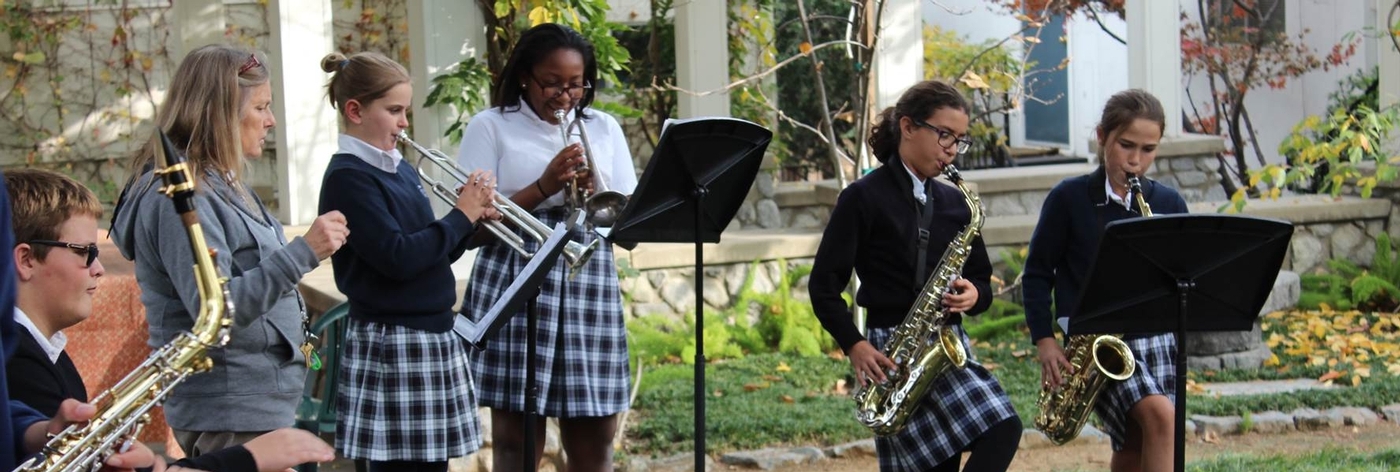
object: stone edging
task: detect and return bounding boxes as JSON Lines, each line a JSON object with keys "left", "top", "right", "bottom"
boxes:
{"left": 618, "top": 403, "right": 1400, "bottom": 471}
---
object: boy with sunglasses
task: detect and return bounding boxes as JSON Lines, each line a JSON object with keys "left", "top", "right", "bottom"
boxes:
{"left": 4, "top": 169, "right": 104, "bottom": 416}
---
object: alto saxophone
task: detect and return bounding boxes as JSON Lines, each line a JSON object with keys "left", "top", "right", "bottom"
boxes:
{"left": 1032, "top": 172, "right": 1150, "bottom": 445}
{"left": 853, "top": 164, "right": 982, "bottom": 436}
{"left": 15, "top": 130, "right": 234, "bottom": 472}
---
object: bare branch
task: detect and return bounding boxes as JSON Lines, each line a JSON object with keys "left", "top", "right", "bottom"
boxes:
{"left": 752, "top": 86, "right": 856, "bottom": 167}
{"left": 652, "top": 39, "right": 867, "bottom": 97}
{"left": 1084, "top": 5, "right": 1126, "bottom": 45}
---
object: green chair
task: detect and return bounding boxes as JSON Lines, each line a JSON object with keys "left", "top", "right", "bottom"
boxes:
{"left": 294, "top": 302, "right": 352, "bottom": 472}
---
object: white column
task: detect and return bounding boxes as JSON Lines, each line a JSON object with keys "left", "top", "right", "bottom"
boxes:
{"left": 675, "top": 0, "right": 730, "bottom": 118}
{"left": 1126, "top": 0, "right": 1182, "bottom": 137}
{"left": 172, "top": 0, "right": 224, "bottom": 57}
{"left": 268, "top": 0, "right": 339, "bottom": 225}
{"left": 1377, "top": 0, "right": 1400, "bottom": 109}
{"left": 873, "top": 0, "right": 922, "bottom": 110}
{"left": 407, "top": 1, "right": 486, "bottom": 215}
{"left": 407, "top": 1, "right": 486, "bottom": 151}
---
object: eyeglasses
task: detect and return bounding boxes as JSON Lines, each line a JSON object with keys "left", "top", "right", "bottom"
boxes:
{"left": 531, "top": 77, "right": 592, "bottom": 100}
{"left": 238, "top": 53, "right": 262, "bottom": 75}
{"left": 912, "top": 120, "right": 973, "bottom": 155}
{"left": 28, "top": 240, "right": 99, "bottom": 268}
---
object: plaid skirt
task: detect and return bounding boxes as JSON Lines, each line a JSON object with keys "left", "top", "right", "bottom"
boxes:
{"left": 336, "top": 318, "right": 481, "bottom": 461}
{"left": 1093, "top": 333, "right": 1177, "bottom": 451}
{"left": 466, "top": 207, "right": 630, "bottom": 418}
{"left": 868, "top": 325, "right": 1020, "bottom": 472}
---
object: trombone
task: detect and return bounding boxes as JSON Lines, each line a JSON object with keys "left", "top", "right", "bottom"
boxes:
{"left": 554, "top": 109, "right": 629, "bottom": 228}
{"left": 398, "top": 131, "right": 598, "bottom": 273}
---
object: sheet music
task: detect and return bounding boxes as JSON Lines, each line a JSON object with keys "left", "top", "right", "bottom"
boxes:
{"left": 454, "top": 223, "right": 570, "bottom": 346}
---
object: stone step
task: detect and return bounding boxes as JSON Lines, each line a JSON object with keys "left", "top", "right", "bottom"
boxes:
{"left": 1196, "top": 379, "right": 1338, "bottom": 397}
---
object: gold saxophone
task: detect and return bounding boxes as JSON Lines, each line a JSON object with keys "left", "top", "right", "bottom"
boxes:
{"left": 15, "top": 130, "right": 233, "bottom": 472}
{"left": 853, "top": 164, "right": 982, "bottom": 436}
{"left": 1032, "top": 172, "right": 1151, "bottom": 445}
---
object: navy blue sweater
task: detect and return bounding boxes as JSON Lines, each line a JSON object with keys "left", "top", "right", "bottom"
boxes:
{"left": 1021, "top": 166, "right": 1188, "bottom": 342}
{"left": 809, "top": 162, "right": 994, "bottom": 353}
{"left": 318, "top": 154, "right": 477, "bottom": 332}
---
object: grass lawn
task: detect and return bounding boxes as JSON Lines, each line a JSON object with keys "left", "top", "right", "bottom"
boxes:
{"left": 623, "top": 309, "right": 1400, "bottom": 456}
{"left": 1187, "top": 448, "right": 1400, "bottom": 472}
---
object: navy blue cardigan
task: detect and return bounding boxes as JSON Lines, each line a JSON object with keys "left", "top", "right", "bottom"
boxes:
{"left": 318, "top": 154, "right": 477, "bottom": 332}
{"left": 809, "top": 162, "right": 994, "bottom": 353}
{"left": 1021, "top": 166, "right": 1188, "bottom": 342}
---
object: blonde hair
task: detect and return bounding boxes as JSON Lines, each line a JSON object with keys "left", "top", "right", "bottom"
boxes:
{"left": 321, "top": 51, "right": 410, "bottom": 117}
{"left": 131, "top": 44, "right": 271, "bottom": 188}
{"left": 5, "top": 169, "right": 103, "bottom": 260}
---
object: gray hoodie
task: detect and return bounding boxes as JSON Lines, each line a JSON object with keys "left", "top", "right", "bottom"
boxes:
{"left": 111, "top": 170, "right": 318, "bottom": 432}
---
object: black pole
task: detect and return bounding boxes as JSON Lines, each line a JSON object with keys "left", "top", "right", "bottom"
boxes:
{"left": 525, "top": 297, "right": 538, "bottom": 472}
{"left": 1174, "top": 279, "right": 1194, "bottom": 472}
{"left": 693, "top": 186, "right": 709, "bottom": 472}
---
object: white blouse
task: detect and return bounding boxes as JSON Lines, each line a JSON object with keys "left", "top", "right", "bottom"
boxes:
{"left": 456, "top": 104, "right": 637, "bottom": 209}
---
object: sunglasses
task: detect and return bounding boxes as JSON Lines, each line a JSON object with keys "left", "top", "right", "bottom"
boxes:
{"left": 28, "top": 240, "right": 99, "bottom": 268}
{"left": 238, "top": 53, "right": 262, "bottom": 75}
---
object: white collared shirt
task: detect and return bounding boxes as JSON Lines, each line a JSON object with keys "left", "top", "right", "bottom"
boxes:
{"left": 1103, "top": 177, "right": 1134, "bottom": 210}
{"left": 13, "top": 307, "right": 66, "bottom": 364}
{"left": 338, "top": 134, "right": 404, "bottom": 173}
{"left": 456, "top": 104, "right": 638, "bottom": 209}
{"left": 901, "top": 159, "right": 929, "bottom": 204}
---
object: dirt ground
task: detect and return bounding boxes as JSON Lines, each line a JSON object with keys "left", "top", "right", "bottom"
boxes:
{"left": 306, "top": 423, "right": 1400, "bottom": 471}
{"left": 762, "top": 423, "right": 1400, "bottom": 472}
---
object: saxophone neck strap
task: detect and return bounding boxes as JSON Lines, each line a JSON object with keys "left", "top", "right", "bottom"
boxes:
{"left": 914, "top": 184, "right": 936, "bottom": 286}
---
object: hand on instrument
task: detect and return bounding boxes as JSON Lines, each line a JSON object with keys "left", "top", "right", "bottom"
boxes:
{"left": 305, "top": 211, "right": 350, "bottom": 260}
{"left": 848, "top": 341, "right": 897, "bottom": 388}
{"left": 456, "top": 170, "right": 496, "bottom": 222}
{"left": 23, "top": 399, "right": 161, "bottom": 471}
{"left": 537, "top": 144, "right": 585, "bottom": 196}
{"left": 941, "top": 278, "right": 978, "bottom": 313}
{"left": 1036, "top": 337, "right": 1073, "bottom": 391}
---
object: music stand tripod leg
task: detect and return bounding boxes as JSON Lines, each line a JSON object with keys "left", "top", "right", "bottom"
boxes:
{"left": 1174, "top": 280, "right": 1193, "bottom": 472}
{"left": 693, "top": 186, "right": 708, "bottom": 472}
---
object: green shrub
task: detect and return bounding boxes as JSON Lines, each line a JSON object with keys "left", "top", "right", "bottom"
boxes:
{"left": 1297, "top": 233, "right": 1400, "bottom": 311}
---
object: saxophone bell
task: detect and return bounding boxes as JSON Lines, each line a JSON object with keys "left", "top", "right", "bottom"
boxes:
{"left": 1034, "top": 334, "right": 1136, "bottom": 445}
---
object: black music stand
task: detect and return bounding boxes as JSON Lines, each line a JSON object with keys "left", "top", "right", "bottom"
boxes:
{"left": 1069, "top": 214, "right": 1293, "bottom": 472}
{"left": 609, "top": 117, "right": 772, "bottom": 472}
{"left": 456, "top": 223, "right": 569, "bottom": 472}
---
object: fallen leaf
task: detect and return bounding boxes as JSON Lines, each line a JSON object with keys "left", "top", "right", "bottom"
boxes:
{"left": 833, "top": 379, "right": 849, "bottom": 395}
{"left": 1011, "top": 350, "right": 1029, "bottom": 358}
{"left": 780, "top": 395, "right": 795, "bottom": 403}
{"left": 776, "top": 362, "right": 791, "bottom": 373}
{"left": 1318, "top": 370, "right": 1342, "bottom": 383}
{"left": 712, "top": 389, "right": 724, "bottom": 397}
{"left": 762, "top": 375, "right": 783, "bottom": 382}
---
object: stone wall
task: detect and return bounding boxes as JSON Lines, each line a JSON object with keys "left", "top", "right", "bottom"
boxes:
{"left": 621, "top": 257, "right": 815, "bottom": 322}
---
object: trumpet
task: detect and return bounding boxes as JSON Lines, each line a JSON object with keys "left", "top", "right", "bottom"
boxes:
{"left": 398, "top": 131, "right": 597, "bottom": 273}
{"left": 554, "top": 109, "right": 629, "bottom": 228}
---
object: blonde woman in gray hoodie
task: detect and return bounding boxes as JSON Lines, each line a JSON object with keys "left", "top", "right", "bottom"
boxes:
{"left": 110, "top": 44, "right": 349, "bottom": 458}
